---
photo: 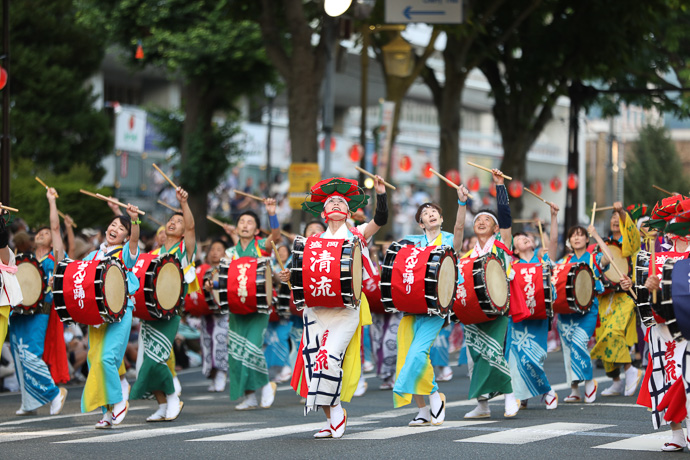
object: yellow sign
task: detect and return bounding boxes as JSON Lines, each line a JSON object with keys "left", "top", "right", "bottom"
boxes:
{"left": 288, "top": 163, "right": 321, "bottom": 210}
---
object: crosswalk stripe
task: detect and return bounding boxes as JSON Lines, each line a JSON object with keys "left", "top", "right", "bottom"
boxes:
{"left": 56, "top": 422, "right": 254, "bottom": 443}
{"left": 189, "top": 420, "right": 379, "bottom": 441}
{"left": 0, "top": 407, "right": 149, "bottom": 427}
{"left": 344, "top": 420, "right": 497, "bottom": 440}
{"left": 592, "top": 432, "right": 670, "bottom": 451}
{"left": 0, "top": 426, "right": 104, "bottom": 443}
{"left": 455, "top": 422, "right": 614, "bottom": 444}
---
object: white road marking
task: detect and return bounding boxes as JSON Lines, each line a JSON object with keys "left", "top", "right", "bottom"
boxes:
{"left": 456, "top": 422, "right": 614, "bottom": 444}
{"left": 189, "top": 420, "right": 378, "bottom": 441}
{"left": 0, "top": 424, "right": 143, "bottom": 443}
{"left": 593, "top": 432, "right": 673, "bottom": 451}
{"left": 0, "top": 407, "right": 150, "bottom": 427}
{"left": 56, "top": 422, "right": 255, "bottom": 443}
{"left": 344, "top": 420, "right": 497, "bottom": 440}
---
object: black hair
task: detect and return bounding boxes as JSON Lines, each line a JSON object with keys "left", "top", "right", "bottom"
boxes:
{"left": 567, "top": 225, "right": 588, "bottom": 241}
{"left": 238, "top": 210, "right": 260, "bottom": 229}
{"left": 210, "top": 239, "right": 228, "bottom": 250}
{"left": 110, "top": 215, "right": 131, "bottom": 236}
{"left": 415, "top": 203, "right": 442, "bottom": 223}
{"left": 303, "top": 219, "right": 327, "bottom": 236}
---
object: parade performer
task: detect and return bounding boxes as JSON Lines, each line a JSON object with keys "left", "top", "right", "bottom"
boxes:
{"left": 281, "top": 175, "right": 387, "bottom": 439}
{"left": 199, "top": 240, "right": 229, "bottom": 392}
{"left": 265, "top": 240, "right": 294, "bottom": 383}
{"left": 507, "top": 202, "right": 559, "bottom": 410}
{"left": 81, "top": 201, "right": 141, "bottom": 428}
{"left": 456, "top": 169, "right": 521, "bottom": 419}
{"left": 130, "top": 186, "right": 194, "bottom": 422}
{"left": 0, "top": 204, "right": 21, "bottom": 360}
{"left": 557, "top": 225, "right": 603, "bottom": 403}
{"left": 588, "top": 202, "right": 641, "bottom": 396}
{"left": 392, "top": 185, "right": 467, "bottom": 427}
{"left": 222, "top": 201, "right": 280, "bottom": 410}
{"left": 10, "top": 188, "right": 69, "bottom": 416}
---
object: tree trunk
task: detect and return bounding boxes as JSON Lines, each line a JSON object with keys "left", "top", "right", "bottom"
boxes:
{"left": 437, "top": 43, "right": 465, "bottom": 232}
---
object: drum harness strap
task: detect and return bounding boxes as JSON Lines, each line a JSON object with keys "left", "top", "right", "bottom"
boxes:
{"left": 229, "top": 237, "right": 268, "bottom": 261}
{"left": 38, "top": 252, "right": 55, "bottom": 296}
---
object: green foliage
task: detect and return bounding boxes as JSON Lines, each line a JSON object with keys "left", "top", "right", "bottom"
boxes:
{"left": 146, "top": 107, "right": 245, "bottom": 192}
{"left": 8, "top": 0, "right": 112, "bottom": 180}
{"left": 624, "top": 124, "right": 690, "bottom": 206}
{"left": 8, "top": 159, "right": 115, "bottom": 230}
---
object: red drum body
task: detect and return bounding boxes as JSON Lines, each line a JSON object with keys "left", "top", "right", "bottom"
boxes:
{"left": 551, "top": 263, "right": 595, "bottom": 315}
{"left": 223, "top": 257, "right": 273, "bottom": 315}
{"left": 53, "top": 258, "right": 127, "bottom": 325}
{"left": 453, "top": 254, "right": 510, "bottom": 325}
{"left": 380, "top": 242, "right": 457, "bottom": 318}
{"left": 598, "top": 240, "right": 632, "bottom": 293}
{"left": 132, "top": 253, "right": 184, "bottom": 321}
{"left": 513, "top": 262, "right": 553, "bottom": 320}
{"left": 363, "top": 271, "right": 386, "bottom": 314}
{"left": 14, "top": 253, "right": 46, "bottom": 314}
{"left": 291, "top": 236, "right": 363, "bottom": 310}
{"left": 184, "top": 264, "right": 227, "bottom": 316}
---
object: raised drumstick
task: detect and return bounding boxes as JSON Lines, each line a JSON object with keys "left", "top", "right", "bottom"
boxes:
{"left": 94, "top": 193, "right": 146, "bottom": 215}
{"left": 466, "top": 161, "right": 512, "bottom": 181}
{"left": 152, "top": 163, "right": 178, "bottom": 189}
{"left": 523, "top": 187, "right": 554, "bottom": 207}
{"left": 653, "top": 184, "right": 674, "bottom": 196}
{"left": 157, "top": 199, "right": 182, "bottom": 213}
{"left": 207, "top": 215, "right": 227, "bottom": 228}
{"left": 271, "top": 240, "right": 292, "bottom": 290}
{"left": 590, "top": 202, "right": 597, "bottom": 227}
{"left": 597, "top": 241, "right": 637, "bottom": 300}
{"left": 57, "top": 210, "right": 77, "bottom": 228}
{"left": 233, "top": 189, "right": 265, "bottom": 202}
{"left": 0, "top": 204, "right": 19, "bottom": 213}
{"left": 354, "top": 165, "right": 396, "bottom": 190}
{"left": 428, "top": 168, "right": 474, "bottom": 199}
{"left": 35, "top": 176, "right": 59, "bottom": 198}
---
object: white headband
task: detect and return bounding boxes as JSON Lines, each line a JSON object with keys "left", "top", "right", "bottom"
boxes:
{"left": 324, "top": 195, "right": 349, "bottom": 209}
{"left": 473, "top": 211, "right": 498, "bottom": 226}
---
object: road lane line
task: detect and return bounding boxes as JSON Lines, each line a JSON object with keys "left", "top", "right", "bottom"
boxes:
{"left": 189, "top": 420, "right": 378, "bottom": 441}
{"left": 456, "top": 422, "right": 614, "bottom": 444}
{"left": 344, "top": 420, "right": 498, "bottom": 440}
{"left": 56, "top": 422, "right": 256, "bottom": 443}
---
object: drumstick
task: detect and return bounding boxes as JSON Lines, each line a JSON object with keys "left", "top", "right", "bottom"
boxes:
{"left": 270, "top": 240, "right": 292, "bottom": 290}
{"left": 280, "top": 229, "right": 292, "bottom": 239}
{"left": 95, "top": 194, "right": 146, "bottom": 215}
{"left": 466, "top": 161, "right": 513, "bottom": 181}
{"left": 57, "top": 210, "right": 77, "bottom": 228}
{"left": 35, "top": 176, "right": 59, "bottom": 198}
{"left": 354, "top": 165, "right": 396, "bottom": 190}
{"left": 233, "top": 189, "right": 265, "bottom": 202}
{"left": 146, "top": 215, "right": 164, "bottom": 227}
{"left": 653, "top": 184, "right": 674, "bottom": 196}
{"left": 79, "top": 189, "right": 100, "bottom": 199}
{"left": 207, "top": 215, "right": 227, "bottom": 228}
{"left": 537, "top": 220, "right": 547, "bottom": 253}
{"left": 597, "top": 242, "right": 637, "bottom": 300}
{"left": 590, "top": 202, "right": 597, "bottom": 227}
{"left": 595, "top": 205, "right": 615, "bottom": 212}
{"left": 152, "top": 163, "right": 178, "bottom": 189}
{"left": 428, "top": 168, "right": 474, "bottom": 199}
{"left": 513, "top": 218, "right": 538, "bottom": 224}
{"left": 0, "top": 204, "right": 18, "bottom": 213}
{"left": 157, "top": 200, "right": 182, "bottom": 213}
{"left": 523, "top": 187, "right": 553, "bottom": 207}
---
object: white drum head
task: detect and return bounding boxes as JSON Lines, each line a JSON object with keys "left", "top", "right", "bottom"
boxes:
{"left": 437, "top": 256, "right": 456, "bottom": 308}
{"left": 485, "top": 258, "right": 509, "bottom": 307}
{"left": 157, "top": 262, "right": 182, "bottom": 311}
{"left": 574, "top": 269, "right": 594, "bottom": 308}
{"left": 17, "top": 263, "right": 42, "bottom": 306}
{"left": 352, "top": 243, "right": 362, "bottom": 301}
{"left": 104, "top": 265, "right": 126, "bottom": 314}
{"left": 605, "top": 245, "right": 625, "bottom": 283}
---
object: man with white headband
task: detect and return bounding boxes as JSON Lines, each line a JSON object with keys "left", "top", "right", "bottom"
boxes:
{"left": 279, "top": 176, "right": 388, "bottom": 439}
{"left": 455, "top": 168, "right": 520, "bottom": 419}
{"left": 389, "top": 185, "right": 468, "bottom": 428}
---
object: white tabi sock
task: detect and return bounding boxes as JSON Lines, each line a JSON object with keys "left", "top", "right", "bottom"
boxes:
{"left": 429, "top": 391, "right": 442, "bottom": 413}
{"left": 570, "top": 385, "right": 581, "bottom": 398}
{"left": 330, "top": 403, "right": 344, "bottom": 425}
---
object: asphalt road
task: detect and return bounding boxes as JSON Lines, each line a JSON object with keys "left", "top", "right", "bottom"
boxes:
{"left": 0, "top": 351, "right": 674, "bottom": 460}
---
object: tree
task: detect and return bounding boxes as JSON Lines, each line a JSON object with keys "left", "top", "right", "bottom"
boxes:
{"left": 7, "top": 0, "right": 111, "bottom": 180}
{"left": 624, "top": 124, "right": 690, "bottom": 206}
{"left": 91, "top": 0, "right": 275, "bottom": 237}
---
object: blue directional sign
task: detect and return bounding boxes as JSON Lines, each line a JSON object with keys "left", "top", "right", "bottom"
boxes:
{"left": 385, "top": 0, "right": 463, "bottom": 24}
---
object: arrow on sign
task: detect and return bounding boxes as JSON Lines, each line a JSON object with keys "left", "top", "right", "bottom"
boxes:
{"left": 403, "top": 6, "right": 447, "bottom": 20}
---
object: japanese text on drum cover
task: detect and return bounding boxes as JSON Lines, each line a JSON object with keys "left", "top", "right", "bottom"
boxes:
{"left": 308, "top": 240, "right": 339, "bottom": 298}
{"left": 403, "top": 248, "right": 422, "bottom": 294}
{"left": 72, "top": 261, "right": 91, "bottom": 308}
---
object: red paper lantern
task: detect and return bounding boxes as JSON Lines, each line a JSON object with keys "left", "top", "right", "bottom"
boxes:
{"left": 0, "top": 68, "right": 7, "bottom": 91}
{"left": 482, "top": 196, "right": 491, "bottom": 206}
{"left": 399, "top": 155, "right": 412, "bottom": 172}
{"left": 372, "top": 153, "right": 378, "bottom": 167}
{"left": 550, "top": 176, "right": 562, "bottom": 192}
{"left": 489, "top": 182, "right": 497, "bottom": 197}
{"left": 423, "top": 162, "right": 433, "bottom": 179}
{"left": 135, "top": 42, "right": 144, "bottom": 60}
{"left": 445, "top": 169, "right": 461, "bottom": 185}
{"left": 567, "top": 173, "right": 578, "bottom": 190}
{"left": 348, "top": 144, "right": 361, "bottom": 162}
{"left": 508, "top": 180, "right": 523, "bottom": 198}
{"left": 467, "top": 176, "right": 480, "bottom": 192}
{"left": 319, "top": 137, "right": 336, "bottom": 152}
{"left": 529, "top": 181, "right": 543, "bottom": 196}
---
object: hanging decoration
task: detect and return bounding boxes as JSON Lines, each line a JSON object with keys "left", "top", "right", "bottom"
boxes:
{"left": 399, "top": 155, "right": 412, "bottom": 172}
{"left": 508, "top": 180, "right": 523, "bottom": 198}
{"left": 445, "top": 169, "right": 461, "bottom": 185}
{"left": 135, "top": 41, "right": 144, "bottom": 60}
{"left": 348, "top": 144, "right": 361, "bottom": 162}
{"left": 423, "top": 162, "right": 433, "bottom": 178}
{"left": 567, "top": 173, "right": 579, "bottom": 190}
{"left": 529, "top": 180, "right": 543, "bottom": 196}
{"left": 550, "top": 176, "right": 562, "bottom": 192}
{"left": 467, "top": 176, "right": 480, "bottom": 192}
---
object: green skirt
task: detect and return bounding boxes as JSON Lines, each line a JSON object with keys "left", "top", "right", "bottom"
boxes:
{"left": 228, "top": 313, "right": 269, "bottom": 400}
{"left": 130, "top": 315, "right": 181, "bottom": 399}
{"left": 465, "top": 315, "right": 513, "bottom": 399}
